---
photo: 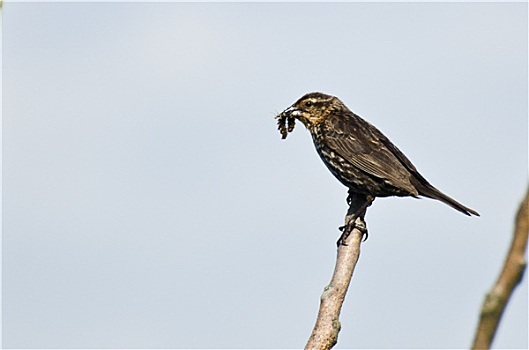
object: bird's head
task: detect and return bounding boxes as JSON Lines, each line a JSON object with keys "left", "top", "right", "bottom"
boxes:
{"left": 276, "top": 92, "right": 344, "bottom": 138}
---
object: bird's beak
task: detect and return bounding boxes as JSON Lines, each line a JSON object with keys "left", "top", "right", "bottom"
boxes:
{"left": 280, "top": 105, "right": 301, "bottom": 118}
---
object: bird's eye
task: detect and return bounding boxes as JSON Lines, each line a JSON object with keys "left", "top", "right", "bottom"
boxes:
{"left": 304, "top": 101, "right": 313, "bottom": 108}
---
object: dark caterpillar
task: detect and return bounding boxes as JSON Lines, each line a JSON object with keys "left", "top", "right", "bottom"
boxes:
{"left": 276, "top": 114, "right": 296, "bottom": 139}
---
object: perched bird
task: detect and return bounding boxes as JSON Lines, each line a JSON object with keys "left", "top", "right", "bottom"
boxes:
{"left": 276, "top": 92, "right": 479, "bottom": 242}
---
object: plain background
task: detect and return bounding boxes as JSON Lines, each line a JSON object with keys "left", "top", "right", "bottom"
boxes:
{"left": 3, "top": 2, "right": 528, "bottom": 349}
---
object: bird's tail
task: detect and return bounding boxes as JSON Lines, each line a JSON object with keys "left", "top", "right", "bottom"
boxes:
{"left": 417, "top": 183, "right": 480, "bottom": 216}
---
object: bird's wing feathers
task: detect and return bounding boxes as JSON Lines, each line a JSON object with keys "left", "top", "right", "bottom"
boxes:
{"left": 323, "top": 113, "right": 418, "bottom": 195}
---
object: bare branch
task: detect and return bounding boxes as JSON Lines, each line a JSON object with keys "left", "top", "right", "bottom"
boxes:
{"left": 472, "top": 186, "right": 529, "bottom": 350}
{"left": 305, "top": 213, "right": 364, "bottom": 350}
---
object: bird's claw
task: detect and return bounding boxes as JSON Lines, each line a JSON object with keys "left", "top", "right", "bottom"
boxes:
{"left": 337, "top": 220, "right": 368, "bottom": 247}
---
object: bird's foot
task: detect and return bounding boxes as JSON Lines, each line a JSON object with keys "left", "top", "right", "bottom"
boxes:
{"left": 337, "top": 219, "right": 368, "bottom": 246}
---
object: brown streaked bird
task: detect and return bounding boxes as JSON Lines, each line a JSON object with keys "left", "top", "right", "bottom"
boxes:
{"left": 276, "top": 92, "right": 479, "bottom": 238}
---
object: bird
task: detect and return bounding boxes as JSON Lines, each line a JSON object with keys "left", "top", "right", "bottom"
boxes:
{"left": 276, "top": 92, "right": 479, "bottom": 243}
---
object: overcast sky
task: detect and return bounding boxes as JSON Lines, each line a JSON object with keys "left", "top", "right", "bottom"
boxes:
{"left": 3, "top": 2, "right": 527, "bottom": 349}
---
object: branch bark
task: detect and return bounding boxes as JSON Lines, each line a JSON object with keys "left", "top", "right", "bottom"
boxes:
{"left": 305, "top": 206, "right": 365, "bottom": 350}
{"left": 471, "top": 186, "right": 529, "bottom": 350}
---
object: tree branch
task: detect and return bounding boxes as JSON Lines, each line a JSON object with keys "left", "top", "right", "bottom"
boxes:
{"left": 305, "top": 206, "right": 366, "bottom": 350}
{"left": 471, "top": 186, "right": 529, "bottom": 349}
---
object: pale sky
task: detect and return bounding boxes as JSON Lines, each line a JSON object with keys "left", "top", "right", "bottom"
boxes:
{"left": 3, "top": 2, "right": 528, "bottom": 349}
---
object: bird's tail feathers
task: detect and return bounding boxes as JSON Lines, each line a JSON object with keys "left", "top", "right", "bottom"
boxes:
{"left": 417, "top": 183, "right": 480, "bottom": 217}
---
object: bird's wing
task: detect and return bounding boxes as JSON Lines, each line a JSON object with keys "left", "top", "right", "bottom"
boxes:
{"left": 322, "top": 112, "right": 418, "bottom": 195}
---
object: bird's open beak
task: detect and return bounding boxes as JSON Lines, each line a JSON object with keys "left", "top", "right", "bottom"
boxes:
{"left": 280, "top": 105, "right": 301, "bottom": 118}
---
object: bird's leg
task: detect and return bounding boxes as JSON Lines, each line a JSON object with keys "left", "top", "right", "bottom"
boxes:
{"left": 337, "top": 194, "right": 374, "bottom": 246}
